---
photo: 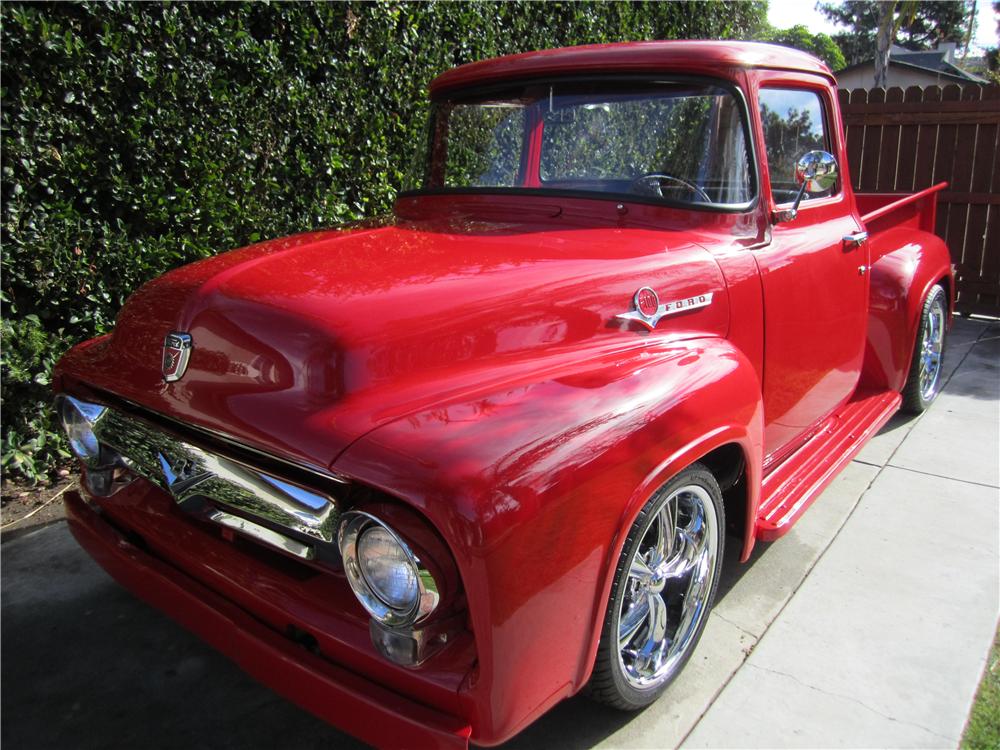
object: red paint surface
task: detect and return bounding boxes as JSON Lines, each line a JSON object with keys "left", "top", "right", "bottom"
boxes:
{"left": 54, "top": 42, "right": 953, "bottom": 746}
{"left": 429, "top": 40, "right": 836, "bottom": 98}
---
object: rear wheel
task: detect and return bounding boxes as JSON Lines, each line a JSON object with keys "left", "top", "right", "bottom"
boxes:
{"left": 587, "top": 464, "right": 724, "bottom": 710}
{"left": 902, "top": 284, "right": 947, "bottom": 413}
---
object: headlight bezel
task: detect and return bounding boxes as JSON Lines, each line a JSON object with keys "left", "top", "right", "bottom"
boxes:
{"left": 338, "top": 510, "right": 440, "bottom": 628}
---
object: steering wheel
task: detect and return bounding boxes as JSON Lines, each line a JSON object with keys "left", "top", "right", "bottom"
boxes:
{"left": 629, "top": 173, "right": 712, "bottom": 203}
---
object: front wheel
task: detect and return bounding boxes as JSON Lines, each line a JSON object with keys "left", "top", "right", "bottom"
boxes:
{"left": 902, "top": 284, "right": 947, "bottom": 413}
{"left": 587, "top": 464, "right": 724, "bottom": 710}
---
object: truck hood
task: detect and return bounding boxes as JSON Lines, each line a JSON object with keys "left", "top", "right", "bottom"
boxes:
{"left": 61, "top": 208, "right": 731, "bottom": 470}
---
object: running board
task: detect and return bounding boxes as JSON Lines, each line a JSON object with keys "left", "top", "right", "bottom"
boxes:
{"left": 755, "top": 390, "right": 901, "bottom": 541}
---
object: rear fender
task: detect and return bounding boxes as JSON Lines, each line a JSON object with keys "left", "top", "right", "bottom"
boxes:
{"left": 860, "top": 228, "right": 953, "bottom": 393}
{"left": 333, "top": 336, "right": 763, "bottom": 745}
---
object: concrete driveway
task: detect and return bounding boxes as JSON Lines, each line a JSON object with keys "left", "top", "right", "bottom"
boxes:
{"left": 3, "top": 318, "right": 997, "bottom": 749}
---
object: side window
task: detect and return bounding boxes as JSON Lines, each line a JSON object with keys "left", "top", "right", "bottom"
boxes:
{"left": 758, "top": 88, "right": 834, "bottom": 205}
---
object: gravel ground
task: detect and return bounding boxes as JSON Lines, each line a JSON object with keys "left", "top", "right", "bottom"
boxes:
{"left": 0, "top": 476, "right": 75, "bottom": 542}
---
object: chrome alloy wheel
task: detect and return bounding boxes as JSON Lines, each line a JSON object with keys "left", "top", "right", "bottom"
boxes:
{"left": 918, "top": 294, "right": 946, "bottom": 401}
{"left": 616, "top": 484, "right": 719, "bottom": 689}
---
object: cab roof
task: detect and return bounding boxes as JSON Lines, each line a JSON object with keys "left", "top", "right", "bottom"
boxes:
{"left": 429, "top": 40, "right": 834, "bottom": 97}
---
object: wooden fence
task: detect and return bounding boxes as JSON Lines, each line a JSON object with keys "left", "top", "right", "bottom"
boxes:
{"left": 838, "top": 84, "right": 1000, "bottom": 317}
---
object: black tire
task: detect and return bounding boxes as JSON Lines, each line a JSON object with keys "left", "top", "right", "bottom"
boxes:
{"left": 586, "top": 463, "right": 725, "bottom": 710}
{"left": 901, "top": 284, "right": 947, "bottom": 414}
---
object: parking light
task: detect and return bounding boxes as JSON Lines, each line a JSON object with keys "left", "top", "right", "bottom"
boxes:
{"left": 55, "top": 395, "right": 107, "bottom": 462}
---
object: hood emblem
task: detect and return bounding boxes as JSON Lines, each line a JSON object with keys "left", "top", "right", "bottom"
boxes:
{"left": 162, "top": 332, "right": 193, "bottom": 382}
{"left": 616, "top": 288, "right": 714, "bottom": 330}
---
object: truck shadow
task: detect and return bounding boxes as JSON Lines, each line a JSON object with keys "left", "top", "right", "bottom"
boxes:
{"left": 1, "top": 526, "right": 369, "bottom": 750}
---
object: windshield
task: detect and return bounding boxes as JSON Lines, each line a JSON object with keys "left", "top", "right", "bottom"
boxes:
{"left": 404, "top": 82, "right": 754, "bottom": 208}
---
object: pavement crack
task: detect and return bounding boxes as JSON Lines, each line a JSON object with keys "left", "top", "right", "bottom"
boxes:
{"left": 745, "top": 663, "right": 959, "bottom": 744}
{"left": 710, "top": 611, "right": 759, "bottom": 643}
{"left": 884, "top": 463, "right": 999, "bottom": 489}
{"left": 851, "top": 458, "right": 883, "bottom": 468}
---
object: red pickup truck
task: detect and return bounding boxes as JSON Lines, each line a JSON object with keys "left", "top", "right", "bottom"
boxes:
{"left": 54, "top": 41, "right": 952, "bottom": 748}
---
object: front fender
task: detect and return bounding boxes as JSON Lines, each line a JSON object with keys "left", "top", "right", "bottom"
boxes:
{"left": 333, "top": 336, "right": 763, "bottom": 746}
{"left": 861, "top": 227, "right": 953, "bottom": 393}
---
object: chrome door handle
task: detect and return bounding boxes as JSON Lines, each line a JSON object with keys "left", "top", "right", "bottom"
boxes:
{"left": 843, "top": 231, "right": 868, "bottom": 247}
{"left": 858, "top": 265, "right": 868, "bottom": 275}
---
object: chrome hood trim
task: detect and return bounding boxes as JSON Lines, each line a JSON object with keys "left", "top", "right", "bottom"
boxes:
{"left": 90, "top": 407, "right": 339, "bottom": 546}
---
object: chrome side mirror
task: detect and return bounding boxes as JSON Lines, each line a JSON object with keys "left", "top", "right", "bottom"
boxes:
{"left": 773, "top": 150, "right": 838, "bottom": 223}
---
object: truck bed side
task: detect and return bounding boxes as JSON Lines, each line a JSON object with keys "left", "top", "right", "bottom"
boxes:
{"left": 858, "top": 182, "right": 954, "bottom": 393}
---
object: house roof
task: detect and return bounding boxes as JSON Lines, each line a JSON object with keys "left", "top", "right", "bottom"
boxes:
{"left": 894, "top": 50, "right": 987, "bottom": 82}
{"left": 836, "top": 49, "right": 987, "bottom": 85}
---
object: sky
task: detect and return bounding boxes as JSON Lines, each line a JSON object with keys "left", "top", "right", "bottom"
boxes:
{"left": 766, "top": 1, "right": 1000, "bottom": 55}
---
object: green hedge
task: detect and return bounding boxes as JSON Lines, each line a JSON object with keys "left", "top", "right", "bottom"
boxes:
{"left": 0, "top": 1, "right": 767, "bottom": 482}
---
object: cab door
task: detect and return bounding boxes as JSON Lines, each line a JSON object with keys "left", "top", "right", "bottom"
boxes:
{"left": 752, "top": 82, "right": 868, "bottom": 464}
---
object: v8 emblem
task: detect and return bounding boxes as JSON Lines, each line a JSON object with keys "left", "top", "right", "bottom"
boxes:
{"left": 157, "top": 452, "right": 212, "bottom": 497}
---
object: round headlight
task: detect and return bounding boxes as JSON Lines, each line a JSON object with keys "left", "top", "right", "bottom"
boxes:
{"left": 338, "top": 511, "right": 439, "bottom": 627}
{"left": 358, "top": 527, "right": 419, "bottom": 609}
{"left": 56, "top": 395, "right": 107, "bottom": 462}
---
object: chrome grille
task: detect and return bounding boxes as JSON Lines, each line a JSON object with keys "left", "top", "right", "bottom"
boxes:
{"left": 89, "top": 406, "right": 339, "bottom": 554}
